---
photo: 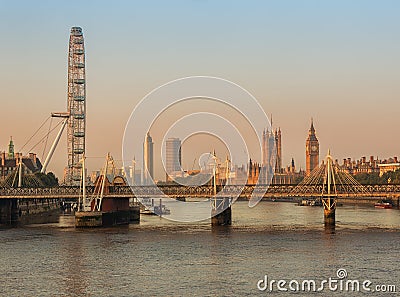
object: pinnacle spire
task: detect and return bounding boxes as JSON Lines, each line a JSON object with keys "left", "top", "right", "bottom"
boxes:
{"left": 309, "top": 118, "right": 315, "bottom": 135}
{"left": 8, "top": 136, "right": 14, "bottom": 159}
{"left": 270, "top": 114, "right": 273, "bottom": 128}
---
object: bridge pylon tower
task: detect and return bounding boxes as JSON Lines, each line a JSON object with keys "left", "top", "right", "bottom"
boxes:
{"left": 321, "top": 149, "right": 337, "bottom": 227}
{"left": 210, "top": 151, "right": 232, "bottom": 226}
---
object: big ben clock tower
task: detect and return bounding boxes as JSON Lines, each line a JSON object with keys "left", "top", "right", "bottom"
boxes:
{"left": 306, "top": 119, "right": 319, "bottom": 176}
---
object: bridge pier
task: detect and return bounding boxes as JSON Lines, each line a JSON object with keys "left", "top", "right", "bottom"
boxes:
{"left": 0, "top": 199, "right": 20, "bottom": 225}
{"left": 388, "top": 195, "right": 400, "bottom": 209}
{"left": 322, "top": 197, "right": 336, "bottom": 227}
{"left": 211, "top": 197, "right": 232, "bottom": 226}
{"left": 75, "top": 197, "right": 139, "bottom": 227}
{"left": 0, "top": 198, "right": 62, "bottom": 226}
{"left": 324, "top": 207, "right": 335, "bottom": 226}
{"left": 129, "top": 204, "right": 140, "bottom": 222}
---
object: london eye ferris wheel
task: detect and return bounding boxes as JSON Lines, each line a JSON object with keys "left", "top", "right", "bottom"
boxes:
{"left": 66, "top": 27, "right": 86, "bottom": 185}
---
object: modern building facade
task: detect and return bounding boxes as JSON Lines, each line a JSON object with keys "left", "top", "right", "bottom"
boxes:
{"left": 165, "top": 138, "right": 181, "bottom": 181}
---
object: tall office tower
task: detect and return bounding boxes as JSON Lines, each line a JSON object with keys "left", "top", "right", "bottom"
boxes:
{"left": 166, "top": 138, "right": 181, "bottom": 180}
{"left": 143, "top": 132, "right": 154, "bottom": 184}
{"left": 306, "top": 119, "right": 319, "bottom": 176}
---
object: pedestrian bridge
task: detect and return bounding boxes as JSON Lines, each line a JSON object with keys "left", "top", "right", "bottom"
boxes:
{"left": 0, "top": 184, "right": 399, "bottom": 199}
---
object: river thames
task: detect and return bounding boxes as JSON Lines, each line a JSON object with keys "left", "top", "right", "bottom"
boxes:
{"left": 0, "top": 201, "right": 399, "bottom": 296}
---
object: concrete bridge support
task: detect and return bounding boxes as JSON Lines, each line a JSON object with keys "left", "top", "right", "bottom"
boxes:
{"left": 388, "top": 195, "right": 400, "bottom": 209}
{"left": 211, "top": 198, "right": 232, "bottom": 226}
{"left": 324, "top": 207, "right": 335, "bottom": 226}
{"left": 322, "top": 197, "right": 336, "bottom": 228}
{"left": 0, "top": 199, "right": 19, "bottom": 225}
{"left": 0, "top": 198, "right": 61, "bottom": 226}
{"left": 129, "top": 204, "right": 140, "bottom": 222}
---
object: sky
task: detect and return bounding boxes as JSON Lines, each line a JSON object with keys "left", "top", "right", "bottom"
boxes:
{"left": 0, "top": 0, "right": 399, "bottom": 180}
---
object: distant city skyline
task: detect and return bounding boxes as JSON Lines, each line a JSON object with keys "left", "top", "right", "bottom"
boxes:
{"left": 0, "top": 1, "right": 399, "bottom": 179}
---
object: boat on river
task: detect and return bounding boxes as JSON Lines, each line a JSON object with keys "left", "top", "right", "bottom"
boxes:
{"left": 374, "top": 200, "right": 393, "bottom": 209}
{"left": 140, "top": 198, "right": 171, "bottom": 216}
{"left": 298, "top": 198, "right": 322, "bottom": 207}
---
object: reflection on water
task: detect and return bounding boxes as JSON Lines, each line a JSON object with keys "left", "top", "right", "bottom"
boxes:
{"left": 324, "top": 224, "right": 336, "bottom": 234}
{"left": 0, "top": 202, "right": 399, "bottom": 296}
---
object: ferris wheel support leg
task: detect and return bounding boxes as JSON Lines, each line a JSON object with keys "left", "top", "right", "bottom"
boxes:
{"left": 41, "top": 119, "right": 68, "bottom": 173}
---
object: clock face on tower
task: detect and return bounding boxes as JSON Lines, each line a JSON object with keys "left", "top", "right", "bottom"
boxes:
{"left": 311, "top": 145, "right": 318, "bottom": 152}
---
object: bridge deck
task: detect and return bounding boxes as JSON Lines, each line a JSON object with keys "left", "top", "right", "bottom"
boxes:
{"left": 0, "top": 185, "right": 399, "bottom": 199}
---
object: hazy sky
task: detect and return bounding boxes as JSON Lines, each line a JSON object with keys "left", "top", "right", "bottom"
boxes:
{"left": 0, "top": 0, "right": 399, "bottom": 180}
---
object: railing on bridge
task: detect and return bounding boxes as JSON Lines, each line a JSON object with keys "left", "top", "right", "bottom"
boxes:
{"left": 0, "top": 184, "right": 400, "bottom": 199}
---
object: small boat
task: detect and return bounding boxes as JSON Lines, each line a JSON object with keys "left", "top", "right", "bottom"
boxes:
{"left": 374, "top": 201, "right": 393, "bottom": 209}
{"left": 154, "top": 204, "right": 171, "bottom": 215}
{"left": 298, "top": 198, "right": 322, "bottom": 207}
{"left": 140, "top": 205, "right": 171, "bottom": 215}
{"left": 140, "top": 198, "right": 171, "bottom": 215}
{"left": 140, "top": 207, "right": 155, "bottom": 215}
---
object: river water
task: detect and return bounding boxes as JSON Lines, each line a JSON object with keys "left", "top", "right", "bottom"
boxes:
{"left": 0, "top": 201, "right": 399, "bottom": 296}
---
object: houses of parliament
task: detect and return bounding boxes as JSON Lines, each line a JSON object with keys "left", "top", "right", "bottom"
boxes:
{"left": 171, "top": 120, "right": 319, "bottom": 186}
{"left": 245, "top": 118, "right": 399, "bottom": 184}
{"left": 246, "top": 119, "right": 319, "bottom": 185}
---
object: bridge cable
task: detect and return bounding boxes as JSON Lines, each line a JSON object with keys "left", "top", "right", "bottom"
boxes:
{"left": 27, "top": 119, "right": 64, "bottom": 154}
{"left": 19, "top": 116, "right": 51, "bottom": 153}
{"left": 41, "top": 117, "right": 53, "bottom": 161}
